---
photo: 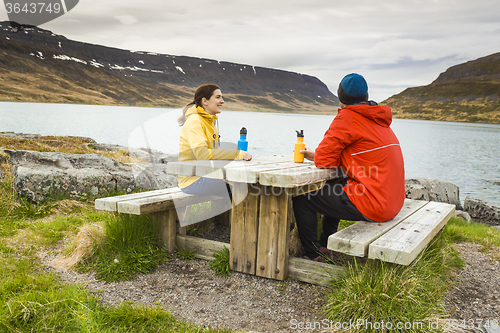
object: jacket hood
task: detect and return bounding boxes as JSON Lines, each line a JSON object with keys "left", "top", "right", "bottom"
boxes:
{"left": 344, "top": 103, "right": 392, "bottom": 127}
{"left": 185, "top": 105, "right": 218, "bottom": 122}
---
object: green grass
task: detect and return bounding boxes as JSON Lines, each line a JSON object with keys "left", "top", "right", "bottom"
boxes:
{"left": 210, "top": 246, "right": 231, "bottom": 277}
{"left": 443, "top": 216, "right": 500, "bottom": 250}
{"left": 0, "top": 255, "right": 232, "bottom": 332}
{"left": 78, "top": 213, "right": 171, "bottom": 282}
{"left": 321, "top": 231, "right": 463, "bottom": 332}
{"left": 176, "top": 246, "right": 196, "bottom": 261}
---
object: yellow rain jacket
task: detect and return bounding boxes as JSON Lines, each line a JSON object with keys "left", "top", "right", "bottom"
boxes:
{"left": 178, "top": 105, "right": 244, "bottom": 188}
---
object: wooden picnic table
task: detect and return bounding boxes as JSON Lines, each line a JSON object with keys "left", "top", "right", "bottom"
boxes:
{"left": 166, "top": 156, "right": 344, "bottom": 280}
{"left": 96, "top": 155, "right": 455, "bottom": 285}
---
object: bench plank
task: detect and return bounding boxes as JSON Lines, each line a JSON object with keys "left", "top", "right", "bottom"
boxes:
{"left": 175, "top": 234, "right": 227, "bottom": 261}
{"left": 116, "top": 190, "right": 224, "bottom": 215}
{"left": 368, "top": 201, "right": 455, "bottom": 265}
{"left": 327, "top": 199, "right": 429, "bottom": 257}
{"left": 288, "top": 257, "right": 345, "bottom": 286}
{"left": 117, "top": 191, "right": 190, "bottom": 215}
{"left": 95, "top": 188, "right": 181, "bottom": 212}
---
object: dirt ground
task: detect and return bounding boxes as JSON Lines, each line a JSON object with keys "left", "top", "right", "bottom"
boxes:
{"left": 37, "top": 235, "right": 500, "bottom": 333}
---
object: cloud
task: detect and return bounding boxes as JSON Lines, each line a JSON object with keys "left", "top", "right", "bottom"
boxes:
{"left": 33, "top": 0, "right": 500, "bottom": 101}
{"left": 115, "top": 15, "right": 138, "bottom": 25}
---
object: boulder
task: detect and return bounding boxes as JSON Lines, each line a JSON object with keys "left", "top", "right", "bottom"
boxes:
{"left": 464, "top": 196, "right": 500, "bottom": 226}
{"left": 4, "top": 149, "right": 176, "bottom": 201}
{"left": 86, "top": 143, "right": 178, "bottom": 164}
{"left": 129, "top": 163, "right": 177, "bottom": 190}
{"left": 405, "top": 178, "right": 463, "bottom": 210}
{"left": 455, "top": 210, "right": 472, "bottom": 222}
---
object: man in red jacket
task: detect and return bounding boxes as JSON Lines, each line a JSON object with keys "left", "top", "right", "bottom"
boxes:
{"left": 293, "top": 73, "right": 405, "bottom": 261}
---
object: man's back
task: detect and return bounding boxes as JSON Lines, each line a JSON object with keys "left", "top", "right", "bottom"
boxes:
{"left": 315, "top": 103, "right": 405, "bottom": 222}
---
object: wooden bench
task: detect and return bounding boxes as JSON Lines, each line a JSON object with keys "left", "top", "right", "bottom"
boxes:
{"left": 327, "top": 199, "right": 455, "bottom": 265}
{"left": 94, "top": 184, "right": 347, "bottom": 286}
{"left": 95, "top": 187, "right": 228, "bottom": 253}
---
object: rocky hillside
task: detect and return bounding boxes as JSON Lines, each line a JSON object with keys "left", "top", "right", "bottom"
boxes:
{"left": 0, "top": 21, "right": 338, "bottom": 113}
{"left": 383, "top": 53, "right": 500, "bottom": 123}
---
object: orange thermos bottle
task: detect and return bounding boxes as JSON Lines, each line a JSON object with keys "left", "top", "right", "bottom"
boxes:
{"left": 294, "top": 130, "right": 305, "bottom": 163}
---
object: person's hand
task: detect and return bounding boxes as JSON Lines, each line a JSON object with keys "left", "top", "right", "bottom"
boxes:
{"left": 301, "top": 147, "right": 315, "bottom": 161}
{"left": 243, "top": 151, "right": 252, "bottom": 161}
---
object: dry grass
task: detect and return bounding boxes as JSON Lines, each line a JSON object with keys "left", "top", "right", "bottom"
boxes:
{"left": 386, "top": 96, "right": 500, "bottom": 124}
{"left": 490, "top": 246, "right": 500, "bottom": 261}
{"left": 50, "top": 200, "right": 95, "bottom": 215}
{"left": 0, "top": 135, "right": 148, "bottom": 164}
{"left": 47, "top": 223, "right": 104, "bottom": 271}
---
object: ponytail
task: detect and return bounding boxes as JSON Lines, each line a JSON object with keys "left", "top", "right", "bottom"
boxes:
{"left": 177, "top": 101, "right": 195, "bottom": 126}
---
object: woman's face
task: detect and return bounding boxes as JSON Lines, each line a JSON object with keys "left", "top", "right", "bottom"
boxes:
{"left": 202, "top": 89, "right": 224, "bottom": 115}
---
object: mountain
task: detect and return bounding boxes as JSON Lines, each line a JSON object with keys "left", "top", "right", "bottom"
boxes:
{"left": 383, "top": 53, "right": 500, "bottom": 123}
{"left": 0, "top": 21, "right": 338, "bottom": 113}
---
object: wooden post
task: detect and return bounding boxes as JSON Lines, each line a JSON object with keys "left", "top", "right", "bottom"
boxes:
{"left": 256, "top": 186, "right": 292, "bottom": 280}
{"left": 177, "top": 220, "right": 186, "bottom": 236}
{"left": 230, "top": 184, "right": 260, "bottom": 275}
{"left": 151, "top": 209, "right": 177, "bottom": 253}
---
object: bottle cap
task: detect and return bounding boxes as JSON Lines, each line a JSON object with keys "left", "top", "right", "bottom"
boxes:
{"left": 296, "top": 130, "right": 304, "bottom": 138}
{"left": 240, "top": 127, "right": 247, "bottom": 135}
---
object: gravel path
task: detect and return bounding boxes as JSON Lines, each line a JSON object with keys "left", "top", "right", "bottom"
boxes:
{"left": 48, "top": 255, "right": 325, "bottom": 333}
{"left": 40, "top": 242, "right": 500, "bottom": 333}
{"left": 443, "top": 243, "right": 500, "bottom": 324}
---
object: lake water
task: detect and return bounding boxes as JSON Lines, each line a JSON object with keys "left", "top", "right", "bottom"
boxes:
{"left": 1, "top": 102, "right": 499, "bottom": 206}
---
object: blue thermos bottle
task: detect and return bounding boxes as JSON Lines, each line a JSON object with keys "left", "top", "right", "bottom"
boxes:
{"left": 238, "top": 127, "right": 248, "bottom": 151}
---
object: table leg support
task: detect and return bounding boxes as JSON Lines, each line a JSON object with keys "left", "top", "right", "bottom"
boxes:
{"left": 230, "top": 184, "right": 260, "bottom": 275}
{"left": 256, "top": 186, "right": 292, "bottom": 280}
{"left": 152, "top": 209, "right": 177, "bottom": 253}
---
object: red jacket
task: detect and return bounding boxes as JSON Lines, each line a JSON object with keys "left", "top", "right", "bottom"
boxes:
{"left": 314, "top": 103, "right": 405, "bottom": 222}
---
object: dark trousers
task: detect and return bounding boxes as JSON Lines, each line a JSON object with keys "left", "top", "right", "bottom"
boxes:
{"left": 292, "top": 178, "right": 370, "bottom": 259}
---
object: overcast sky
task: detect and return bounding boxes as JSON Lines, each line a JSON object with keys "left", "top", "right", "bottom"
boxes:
{"left": 2, "top": 0, "right": 499, "bottom": 102}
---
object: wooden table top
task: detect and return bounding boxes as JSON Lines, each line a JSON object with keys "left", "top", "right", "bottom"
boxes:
{"left": 166, "top": 156, "right": 344, "bottom": 188}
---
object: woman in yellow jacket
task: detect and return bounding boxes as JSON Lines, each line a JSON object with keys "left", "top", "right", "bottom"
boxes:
{"left": 178, "top": 84, "right": 252, "bottom": 199}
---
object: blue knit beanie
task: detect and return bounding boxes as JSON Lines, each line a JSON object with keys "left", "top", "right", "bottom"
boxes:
{"left": 337, "top": 73, "right": 369, "bottom": 105}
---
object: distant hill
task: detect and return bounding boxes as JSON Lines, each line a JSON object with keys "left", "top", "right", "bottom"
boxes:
{"left": 383, "top": 53, "right": 500, "bottom": 123}
{"left": 0, "top": 21, "right": 338, "bottom": 113}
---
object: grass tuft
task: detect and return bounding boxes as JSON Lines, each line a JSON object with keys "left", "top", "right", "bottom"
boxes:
{"left": 210, "top": 245, "right": 231, "bottom": 277}
{"left": 176, "top": 246, "right": 197, "bottom": 261}
{"left": 78, "top": 214, "right": 170, "bottom": 282}
{"left": 320, "top": 228, "right": 463, "bottom": 332}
